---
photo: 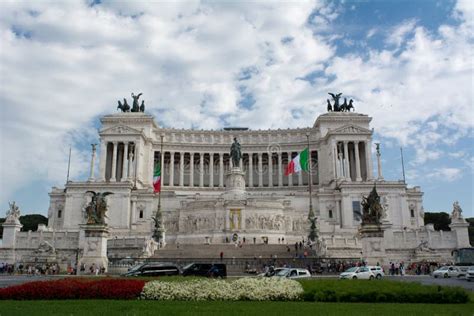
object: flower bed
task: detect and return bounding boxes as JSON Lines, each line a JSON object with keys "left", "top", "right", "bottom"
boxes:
{"left": 0, "top": 278, "right": 146, "bottom": 300}
{"left": 141, "top": 277, "right": 304, "bottom": 301}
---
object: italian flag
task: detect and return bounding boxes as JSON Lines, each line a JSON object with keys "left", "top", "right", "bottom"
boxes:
{"left": 285, "top": 148, "right": 309, "bottom": 176}
{"left": 153, "top": 162, "right": 161, "bottom": 193}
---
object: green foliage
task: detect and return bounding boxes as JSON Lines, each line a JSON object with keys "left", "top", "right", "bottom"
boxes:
{"left": 424, "top": 212, "right": 451, "bottom": 231}
{"left": 19, "top": 214, "right": 48, "bottom": 232}
{"left": 0, "top": 214, "right": 48, "bottom": 238}
{"left": 1, "top": 300, "right": 473, "bottom": 316}
{"left": 299, "top": 279, "right": 469, "bottom": 304}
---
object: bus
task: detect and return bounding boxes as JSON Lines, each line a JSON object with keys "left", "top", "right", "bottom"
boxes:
{"left": 452, "top": 248, "right": 474, "bottom": 266}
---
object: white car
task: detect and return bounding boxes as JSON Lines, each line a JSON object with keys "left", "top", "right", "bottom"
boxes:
{"left": 339, "top": 266, "right": 384, "bottom": 280}
{"left": 466, "top": 266, "right": 474, "bottom": 282}
{"left": 432, "top": 266, "right": 464, "bottom": 278}
{"left": 275, "top": 268, "right": 312, "bottom": 279}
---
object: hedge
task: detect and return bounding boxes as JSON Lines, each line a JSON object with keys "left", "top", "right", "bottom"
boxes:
{"left": 299, "top": 279, "right": 469, "bottom": 304}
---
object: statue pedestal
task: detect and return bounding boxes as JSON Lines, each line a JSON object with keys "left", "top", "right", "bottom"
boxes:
{"left": 359, "top": 224, "right": 385, "bottom": 265}
{"left": 449, "top": 220, "right": 470, "bottom": 248}
{"left": 79, "top": 224, "right": 109, "bottom": 274}
{"left": 225, "top": 167, "right": 246, "bottom": 195}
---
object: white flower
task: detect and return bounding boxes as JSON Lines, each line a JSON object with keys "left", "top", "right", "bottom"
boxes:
{"left": 140, "top": 278, "right": 304, "bottom": 301}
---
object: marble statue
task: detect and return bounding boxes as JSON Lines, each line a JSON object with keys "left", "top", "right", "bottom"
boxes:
{"left": 230, "top": 138, "right": 241, "bottom": 167}
{"left": 451, "top": 201, "right": 463, "bottom": 220}
{"left": 5, "top": 201, "right": 21, "bottom": 223}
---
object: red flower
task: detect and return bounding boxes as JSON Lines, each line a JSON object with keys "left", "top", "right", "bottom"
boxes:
{"left": 0, "top": 278, "right": 145, "bottom": 300}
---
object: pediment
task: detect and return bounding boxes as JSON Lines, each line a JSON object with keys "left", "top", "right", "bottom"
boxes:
{"left": 329, "top": 124, "right": 372, "bottom": 135}
{"left": 100, "top": 125, "right": 142, "bottom": 135}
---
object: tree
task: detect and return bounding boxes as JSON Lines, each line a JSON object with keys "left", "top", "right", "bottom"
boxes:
{"left": 466, "top": 218, "right": 474, "bottom": 246}
{"left": 424, "top": 212, "right": 451, "bottom": 231}
{"left": 0, "top": 214, "right": 48, "bottom": 238}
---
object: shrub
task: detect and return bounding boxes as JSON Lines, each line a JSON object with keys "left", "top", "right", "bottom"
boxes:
{"left": 141, "top": 277, "right": 304, "bottom": 301}
{"left": 0, "top": 278, "right": 145, "bottom": 300}
{"left": 298, "top": 279, "right": 469, "bottom": 304}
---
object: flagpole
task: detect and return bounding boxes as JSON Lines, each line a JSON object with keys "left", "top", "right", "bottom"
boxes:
{"left": 158, "top": 134, "right": 164, "bottom": 214}
{"left": 153, "top": 134, "right": 165, "bottom": 244}
{"left": 400, "top": 147, "right": 406, "bottom": 183}
{"left": 306, "top": 133, "right": 314, "bottom": 219}
{"left": 66, "top": 146, "right": 72, "bottom": 183}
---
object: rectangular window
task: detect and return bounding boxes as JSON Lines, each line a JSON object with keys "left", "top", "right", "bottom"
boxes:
{"left": 352, "top": 201, "right": 361, "bottom": 221}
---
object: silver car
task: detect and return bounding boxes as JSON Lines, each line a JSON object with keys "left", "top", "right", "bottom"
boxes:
{"left": 432, "top": 266, "right": 464, "bottom": 278}
{"left": 275, "top": 268, "right": 312, "bottom": 279}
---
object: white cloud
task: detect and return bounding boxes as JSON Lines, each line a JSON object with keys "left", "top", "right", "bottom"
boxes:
{"left": 426, "top": 167, "right": 463, "bottom": 182}
{"left": 385, "top": 19, "right": 417, "bottom": 48}
{"left": 0, "top": 1, "right": 472, "bottom": 214}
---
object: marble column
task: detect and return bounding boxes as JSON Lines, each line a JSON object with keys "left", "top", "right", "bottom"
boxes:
{"left": 268, "top": 154, "right": 273, "bottom": 187}
{"left": 278, "top": 152, "right": 282, "bottom": 187}
{"left": 343, "top": 141, "right": 350, "bottom": 181}
{"left": 121, "top": 143, "right": 128, "bottom": 181}
{"left": 209, "top": 153, "right": 214, "bottom": 187}
{"left": 354, "top": 141, "right": 362, "bottom": 181}
{"left": 258, "top": 153, "right": 263, "bottom": 187}
{"left": 179, "top": 152, "right": 184, "bottom": 186}
{"left": 127, "top": 146, "right": 133, "bottom": 180}
{"left": 333, "top": 142, "right": 338, "bottom": 179}
{"left": 110, "top": 141, "right": 118, "bottom": 182}
{"left": 134, "top": 143, "right": 141, "bottom": 182}
{"left": 99, "top": 140, "right": 107, "bottom": 181}
{"left": 190, "top": 153, "right": 194, "bottom": 187}
{"left": 89, "top": 144, "right": 97, "bottom": 181}
{"left": 248, "top": 153, "right": 253, "bottom": 187}
{"left": 365, "top": 140, "right": 374, "bottom": 180}
{"left": 287, "top": 152, "right": 293, "bottom": 186}
{"left": 219, "top": 153, "right": 224, "bottom": 187}
{"left": 298, "top": 163, "right": 303, "bottom": 186}
{"left": 376, "top": 144, "right": 383, "bottom": 180}
{"left": 169, "top": 151, "right": 175, "bottom": 186}
{"left": 199, "top": 152, "right": 204, "bottom": 187}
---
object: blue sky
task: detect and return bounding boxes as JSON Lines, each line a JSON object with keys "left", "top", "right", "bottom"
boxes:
{"left": 0, "top": 0, "right": 472, "bottom": 217}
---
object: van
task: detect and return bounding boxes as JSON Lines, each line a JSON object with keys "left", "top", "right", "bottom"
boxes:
{"left": 123, "top": 263, "right": 180, "bottom": 277}
{"left": 181, "top": 263, "right": 227, "bottom": 278}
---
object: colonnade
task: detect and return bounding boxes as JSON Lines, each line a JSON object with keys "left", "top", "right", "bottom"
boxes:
{"left": 332, "top": 140, "right": 373, "bottom": 181}
{"left": 102, "top": 141, "right": 137, "bottom": 182}
{"left": 159, "top": 151, "right": 319, "bottom": 188}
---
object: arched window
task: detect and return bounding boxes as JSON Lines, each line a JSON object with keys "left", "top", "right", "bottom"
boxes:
{"left": 410, "top": 209, "right": 415, "bottom": 218}
{"left": 139, "top": 210, "right": 144, "bottom": 219}
{"left": 58, "top": 210, "right": 62, "bottom": 218}
{"left": 328, "top": 209, "right": 333, "bottom": 219}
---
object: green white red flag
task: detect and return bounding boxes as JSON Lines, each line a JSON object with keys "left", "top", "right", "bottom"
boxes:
{"left": 153, "top": 163, "right": 161, "bottom": 193}
{"left": 285, "top": 148, "right": 309, "bottom": 176}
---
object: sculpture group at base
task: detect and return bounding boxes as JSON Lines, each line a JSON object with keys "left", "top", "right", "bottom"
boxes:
{"left": 360, "top": 185, "right": 384, "bottom": 226}
{"left": 84, "top": 191, "right": 113, "bottom": 225}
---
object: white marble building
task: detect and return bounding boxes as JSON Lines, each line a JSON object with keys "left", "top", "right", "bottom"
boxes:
{"left": 1, "top": 111, "right": 470, "bottom": 266}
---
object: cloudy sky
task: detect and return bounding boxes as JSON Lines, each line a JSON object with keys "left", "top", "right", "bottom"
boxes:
{"left": 0, "top": 0, "right": 472, "bottom": 217}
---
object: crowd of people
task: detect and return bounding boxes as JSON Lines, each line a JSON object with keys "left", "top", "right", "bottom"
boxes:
{"left": 0, "top": 262, "right": 61, "bottom": 276}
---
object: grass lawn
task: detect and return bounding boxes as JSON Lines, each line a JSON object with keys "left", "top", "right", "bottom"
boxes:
{"left": 1, "top": 300, "right": 473, "bottom": 316}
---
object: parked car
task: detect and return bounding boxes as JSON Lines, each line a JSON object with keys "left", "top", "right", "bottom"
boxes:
{"left": 274, "top": 268, "right": 312, "bottom": 279}
{"left": 432, "top": 266, "right": 464, "bottom": 278}
{"left": 466, "top": 266, "right": 474, "bottom": 282}
{"left": 123, "top": 262, "right": 180, "bottom": 277}
{"left": 181, "top": 263, "right": 227, "bottom": 278}
{"left": 339, "top": 266, "right": 384, "bottom": 280}
{"left": 258, "top": 267, "right": 286, "bottom": 277}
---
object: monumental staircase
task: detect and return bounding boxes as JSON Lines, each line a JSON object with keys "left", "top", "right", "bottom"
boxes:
{"left": 149, "top": 243, "right": 315, "bottom": 275}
